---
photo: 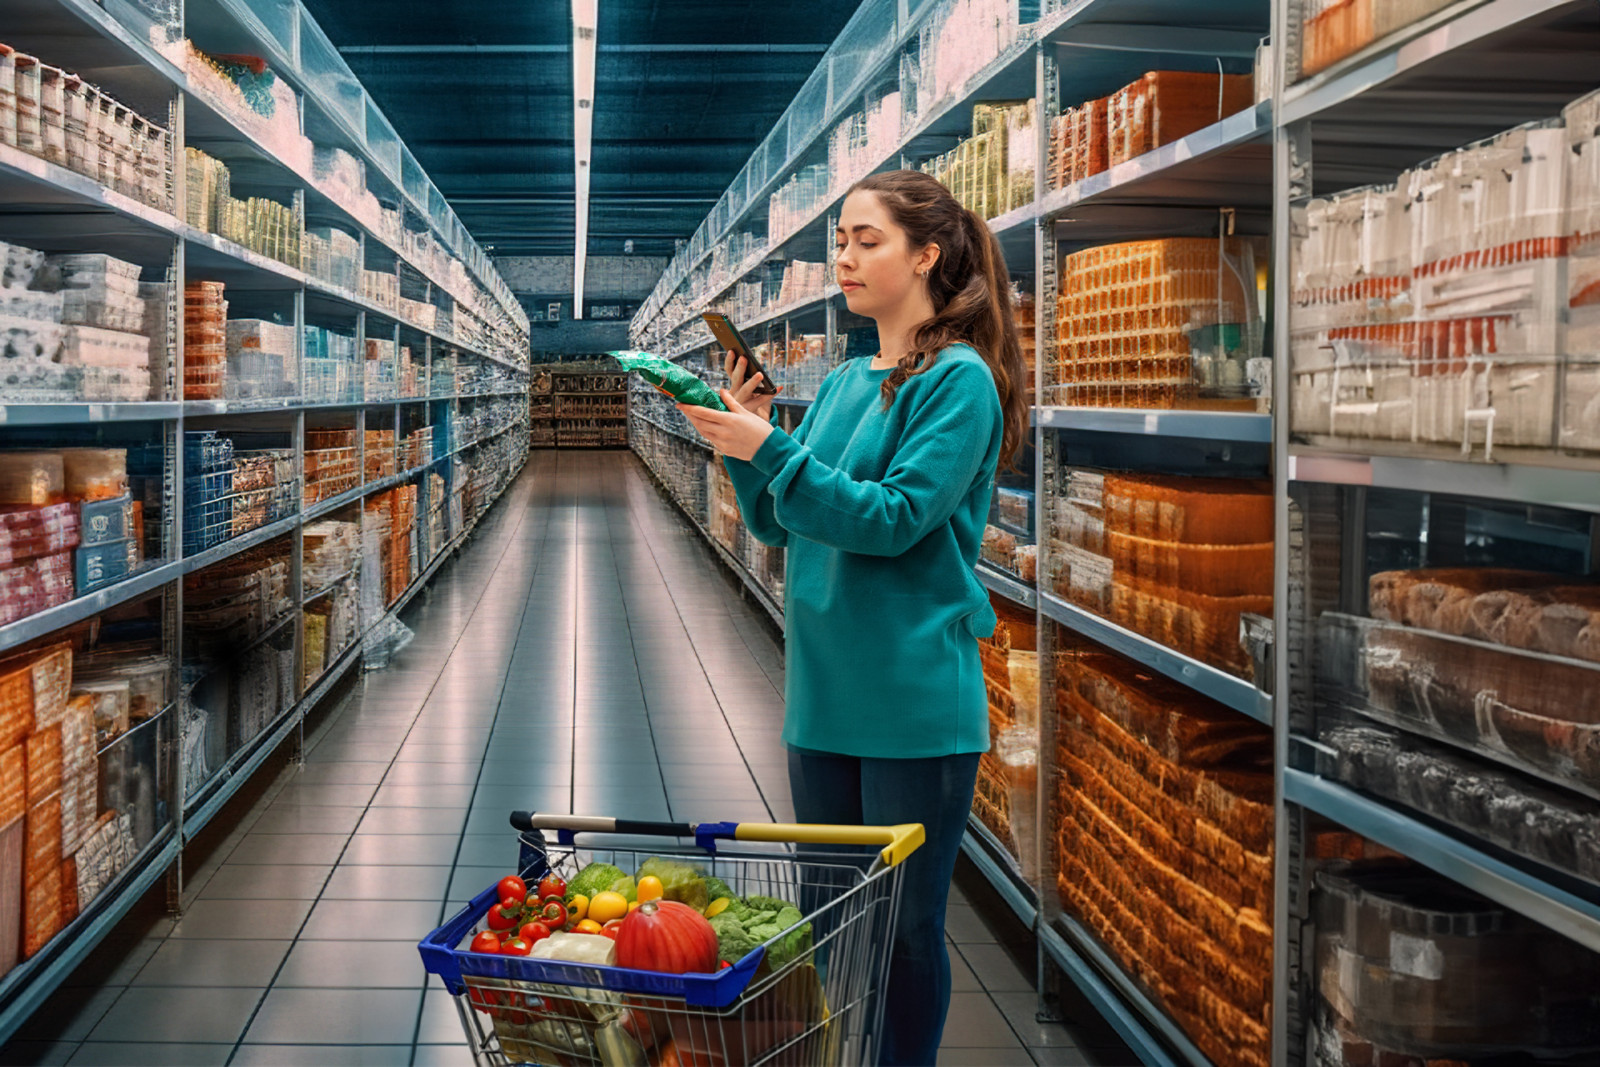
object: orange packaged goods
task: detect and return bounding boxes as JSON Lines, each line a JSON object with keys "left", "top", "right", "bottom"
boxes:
{"left": 1048, "top": 472, "right": 1273, "bottom": 677}
{"left": 0, "top": 643, "right": 71, "bottom": 751}
{"left": 1051, "top": 237, "right": 1261, "bottom": 410}
{"left": 59, "top": 449, "right": 127, "bottom": 502}
{"left": 1054, "top": 647, "right": 1274, "bottom": 1067}
{"left": 1300, "top": 0, "right": 1457, "bottom": 79}
{"left": 23, "top": 862, "right": 61, "bottom": 958}
{"left": 0, "top": 453, "right": 65, "bottom": 507}
{"left": 364, "top": 429, "right": 396, "bottom": 481}
{"left": 1107, "top": 72, "right": 1254, "bottom": 167}
{"left": 0, "top": 746, "right": 25, "bottom": 829}
{"left": 183, "top": 280, "right": 227, "bottom": 399}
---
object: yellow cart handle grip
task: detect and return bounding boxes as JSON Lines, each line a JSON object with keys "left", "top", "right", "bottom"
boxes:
{"left": 725, "top": 822, "right": 926, "bottom": 868}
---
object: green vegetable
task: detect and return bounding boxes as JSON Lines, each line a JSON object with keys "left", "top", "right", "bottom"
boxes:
{"left": 703, "top": 894, "right": 814, "bottom": 972}
{"left": 636, "top": 857, "right": 710, "bottom": 913}
{"left": 742, "top": 895, "right": 813, "bottom": 972}
{"left": 708, "top": 911, "right": 759, "bottom": 966}
{"left": 609, "top": 351, "right": 727, "bottom": 411}
{"left": 703, "top": 875, "right": 736, "bottom": 903}
{"left": 608, "top": 875, "right": 638, "bottom": 903}
{"left": 566, "top": 862, "right": 628, "bottom": 904}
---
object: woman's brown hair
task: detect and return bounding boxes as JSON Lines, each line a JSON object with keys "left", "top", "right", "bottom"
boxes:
{"left": 848, "top": 169, "right": 1029, "bottom": 471}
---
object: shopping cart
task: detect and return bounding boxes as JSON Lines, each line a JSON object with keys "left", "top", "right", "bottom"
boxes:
{"left": 418, "top": 811, "right": 925, "bottom": 1066}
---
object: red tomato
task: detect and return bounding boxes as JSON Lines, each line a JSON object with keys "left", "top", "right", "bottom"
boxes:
{"left": 470, "top": 931, "right": 501, "bottom": 954}
{"left": 599, "top": 920, "right": 622, "bottom": 942}
{"left": 536, "top": 873, "right": 567, "bottom": 900}
{"left": 486, "top": 901, "right": 521, "bottom": 932}
{"left": 500, "top": 936, "right": 532, "bottom": 956}
{"left": 497, "top": 875, "right": 528, "bottom": 903}
{"left": 538, "top": 899, "right": 568, "bottom": 929}
{"left": 467, "top": 984, "right": 502, "bottom": 1014}
{"left": 519, "top": 921, "right": 552, "bottom": 945}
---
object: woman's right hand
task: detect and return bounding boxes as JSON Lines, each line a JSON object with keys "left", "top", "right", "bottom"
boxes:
{"left": 724, "top": 349, "right": 782, "bottom": 421}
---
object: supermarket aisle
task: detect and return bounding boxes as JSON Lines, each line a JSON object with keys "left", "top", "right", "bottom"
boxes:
{"left": 1, "top": 451, "right": 1122, "bottom": 1067}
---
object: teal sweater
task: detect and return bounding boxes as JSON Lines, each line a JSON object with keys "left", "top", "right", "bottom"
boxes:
{"left": 724, "top": 344, "right": 1003, "bottom": 758}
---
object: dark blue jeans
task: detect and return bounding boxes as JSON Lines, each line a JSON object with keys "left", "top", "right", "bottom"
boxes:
{"left": 787, "top": 746, "right": 981, "bottom": 1067}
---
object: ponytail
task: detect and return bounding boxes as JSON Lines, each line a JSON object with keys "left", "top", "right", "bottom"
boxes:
{"left": 852, "top": 171, "right": 1030, "bottom": 471}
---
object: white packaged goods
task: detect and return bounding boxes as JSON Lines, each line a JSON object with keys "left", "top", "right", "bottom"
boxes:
{"left": 0, "top": 45, "right": 172, "bottom": 210}
{"left": 224, "top": 319, "right": 296, "bottom": 400}
{"left": 1292, "top": 98, "right": 1600, "bottom": 458}
{"left": 0, "top": 242, "right": 156, "bottom": 401}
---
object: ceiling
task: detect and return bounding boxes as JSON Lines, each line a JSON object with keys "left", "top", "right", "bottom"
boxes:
{"left": 299, "top": 0, "right": 865, "bottom": 261}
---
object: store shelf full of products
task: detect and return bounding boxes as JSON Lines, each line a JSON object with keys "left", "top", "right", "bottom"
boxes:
{"left": 625, "top": 0, "right": 1600, "bottom": 1065}
{"left": 0, "top": 0, "right": 532, "bottom": 1042}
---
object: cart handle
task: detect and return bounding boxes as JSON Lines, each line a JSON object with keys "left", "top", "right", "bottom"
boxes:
{"left": 510, "top": 812, "right": 925, "bottom": 867}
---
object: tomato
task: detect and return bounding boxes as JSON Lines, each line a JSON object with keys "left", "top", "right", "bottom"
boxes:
{"left": 574, "top": 918, "right": 603, "bottom": 935}
{"left": 537, "top": 873, "right": 567, "bottom": 900}
{"left": 636, "top": 875, "right": 664, "bottom": 903}
{"left": 470, "top": 931, "right": 501, "bottom": 954}
{"left": 468, "top": 984, "right": 503, "bottom": 1014}
{"left": 599, "top": 920, "right": 623, "bottom": 941}
{"left": 539, "top": 899, "right": 568, "bottom": 929}
{"left": 486, "top": 901, "right": 521, "bottom": 932}
{"left": 500, "top": 936, "right": 532, "bottom": 956}
{"left": 497, "top": 875, "right": 528, "bottom": 903}
{"left": 519, "top": 921, "right": 552, "bottom": 945}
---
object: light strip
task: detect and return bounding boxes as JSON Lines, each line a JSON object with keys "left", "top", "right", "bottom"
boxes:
{"left": 572, "top": 0, "right": 597, "bottom": 319}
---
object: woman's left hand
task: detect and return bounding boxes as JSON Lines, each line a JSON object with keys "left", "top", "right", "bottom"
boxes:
{"left": 678, "top": 390, "right": 774, "bottom": 461}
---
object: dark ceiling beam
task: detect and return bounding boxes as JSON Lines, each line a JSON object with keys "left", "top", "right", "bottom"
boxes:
{"left": 338, "top": 43, "right": 828, "bottom": 55}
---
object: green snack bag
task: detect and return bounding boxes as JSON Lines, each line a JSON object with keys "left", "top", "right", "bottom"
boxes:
{"left": 610, "top": 350, "right": 727, "bottom": 411}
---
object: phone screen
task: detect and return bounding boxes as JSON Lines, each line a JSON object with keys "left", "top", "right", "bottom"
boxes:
{"left": 701, "top": 313, "right": 777, "bottom": 394}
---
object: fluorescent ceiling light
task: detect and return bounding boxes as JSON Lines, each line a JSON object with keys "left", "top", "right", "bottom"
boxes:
{"left": 573, "top": 0, "right": 596, "bottom": 318}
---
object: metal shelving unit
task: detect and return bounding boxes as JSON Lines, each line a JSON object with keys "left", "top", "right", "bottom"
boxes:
{"left": 628, "top": 0, "right": 1600, "bottom": 1063}
{"left": 1271, "top": 0, "right": 1600, "bottom": 1063}
{"left": 0, "top": 0, "right": 531, "bottom": 1042}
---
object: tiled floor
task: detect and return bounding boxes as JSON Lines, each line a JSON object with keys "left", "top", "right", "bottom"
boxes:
{"left": 1, "top": 451, "right": 1138, "bottom": 1067}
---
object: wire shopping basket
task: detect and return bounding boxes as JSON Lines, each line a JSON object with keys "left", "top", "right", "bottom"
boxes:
{"left": 418, "top": 812, "right": 925, "bottom": 1067}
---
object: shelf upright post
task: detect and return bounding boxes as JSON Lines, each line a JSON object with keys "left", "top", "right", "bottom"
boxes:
{"left": 168, "top": 198, "right": 188, "bottom": 911}
{"left": 1030, "top": 35, "right": 1062, "bottom": 1028}
{"left": 1271, "top": 0, "right": 1311, "bottom": 1053}
{"left": 291, "top": 405, "right": 306, "bottom": 762}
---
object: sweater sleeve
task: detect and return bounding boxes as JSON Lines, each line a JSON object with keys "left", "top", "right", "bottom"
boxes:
{"left": 748, "top": 359, "right": 1000, "bottom": 557}
{"left": 722, "top": 375, "right": 834, "bottom": 548}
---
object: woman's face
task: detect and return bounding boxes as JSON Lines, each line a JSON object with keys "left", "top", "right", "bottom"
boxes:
{"left": 835, "top": 190, "right": 935, "bottom": 320}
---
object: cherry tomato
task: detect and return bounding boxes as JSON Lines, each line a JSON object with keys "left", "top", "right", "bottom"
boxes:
{"left": 486, "top": 901, "right": 521, "bottom": 932}
{"left": 537, "top": 873, "right": 567, "bottom": 900}
{"left": 598, "top": 920, "right": 623, "bottom": 941}
{"left": 519, "top": 921, "right": 552, "bottom": 945}
{"left": 719, "top": 960, "right": 731, "bottom": 970}
{"left": 497, "top": 875, "right": 528, "bottom": 904}
{"left": 500, "top": 936, "right": 532, "bottom": 956}
{"left": 539, "top": 899, "right": 568, "bottom": 929}
{"left": 470, "top": 931, "right": 502, "bottom": 954}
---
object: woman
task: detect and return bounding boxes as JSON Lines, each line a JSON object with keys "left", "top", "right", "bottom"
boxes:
{"left": 677, "top": 169, "right": 1028, "bottom": 1065}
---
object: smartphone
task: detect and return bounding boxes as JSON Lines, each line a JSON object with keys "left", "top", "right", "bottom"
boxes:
{"left": 701, "top": 312, "right": 777, "bottom": 394}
